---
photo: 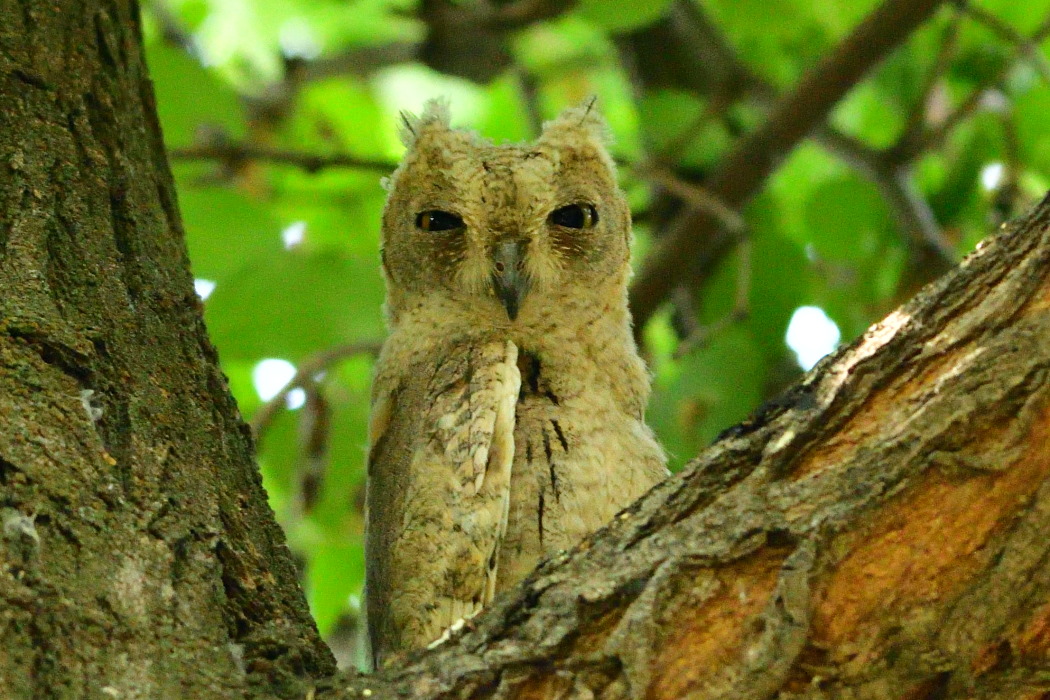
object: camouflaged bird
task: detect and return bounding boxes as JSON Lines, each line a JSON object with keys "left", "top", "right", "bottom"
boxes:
{"left": 364, "top": 100, "right": 667, "bottom": 666}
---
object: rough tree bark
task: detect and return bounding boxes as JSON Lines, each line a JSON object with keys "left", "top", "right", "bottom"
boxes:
{"left": 0, "top": 1, "right": 333, "bottom": 697}
{"left": 3, "top": 2, "right": 1050, "bottom": 700}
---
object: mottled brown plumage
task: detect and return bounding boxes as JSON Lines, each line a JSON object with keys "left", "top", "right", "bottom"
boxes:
{"left": 365, "top": 101, "right": 667, "bottom": 666}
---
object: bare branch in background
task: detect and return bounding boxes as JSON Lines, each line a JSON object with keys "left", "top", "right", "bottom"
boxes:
{"left": 961, "top": 3, "right": 1050, "bottom": 81}
{"left": 514, "top": 66, "right": 545, "bottom": 137}
{"left": 673, "top": 239, "right": 752, "bottom": 359}
{"left": 252, "top": 340, "right": 384, "bottom": 438}
{"left": 419, "top": 0, "right": 576, "bottom": 82}
{"left": 629, "top": 0, "right": 949, "bottom": 332}
{"left": 617, "top": 0, "right": 772, "bottom": 105}
{"left": 492, "top": 0, "right": 580, "bottom": 28}
{"left": 890, "top": 12, "right": 1050, "bottom": 162}
{"left": 626, "top": 0, "right": 956, "bottom": 293}
{"left": 149, "top": 0, "right": 199, "bottom": 54}
{"left": 169, "top": 143, "right": 397, "bottom": 175}
{"left": 639, "top": 165, "right": 745, "bottom": 234}
{"left": 897, "top": 5, "right": 963, "bottom": 148}
{"left": 300, "top": 42, "right": 421, "bottom": 82}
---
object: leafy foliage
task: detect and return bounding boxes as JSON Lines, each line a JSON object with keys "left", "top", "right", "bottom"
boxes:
{"left": 143, "top": 0, "right": 1050, "bottom": 665}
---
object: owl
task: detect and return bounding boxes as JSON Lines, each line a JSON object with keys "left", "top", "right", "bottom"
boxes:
{"left": 364, "top": 100, "right": 667, "bottom": 666}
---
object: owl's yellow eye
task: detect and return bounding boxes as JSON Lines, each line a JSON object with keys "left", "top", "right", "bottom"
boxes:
{"left": 416, "top": 210, "right": 463, "bottom": 232}
{"left": 549, "top": 204, "right": 598, "bottom": 229}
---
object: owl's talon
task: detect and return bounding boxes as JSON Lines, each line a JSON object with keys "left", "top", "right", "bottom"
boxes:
{"left": 426, "top": 616, "right": 470, "bottom": 649}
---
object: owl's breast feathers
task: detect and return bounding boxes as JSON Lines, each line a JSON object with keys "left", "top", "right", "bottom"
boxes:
{"left": 496, "top": 344, "right": 668, "bottom": 587}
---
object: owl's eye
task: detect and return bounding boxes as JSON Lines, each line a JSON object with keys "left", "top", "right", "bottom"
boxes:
{"left": 416, "top": 210, "right": 464, "bottom": 232}
{"left": 549, "top": 203, "right": 598, "bottom": 229}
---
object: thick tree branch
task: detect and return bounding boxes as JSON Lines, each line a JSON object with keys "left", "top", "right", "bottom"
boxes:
{"left": 629, "top": 0, "right": 948, "bottom": 330}
{"left": 621, "top": 0, "right": 959, "bottom": 329}
{"left": 323, "top": 193, "right": 1050, "bottom": 699}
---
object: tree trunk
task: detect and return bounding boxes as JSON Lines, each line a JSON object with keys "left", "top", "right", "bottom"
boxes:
{"left": 0, "top": 1, "right": 333, "bottom": 697}
{"left": 3, "top": 2, "right": 1050, "bottom": 699}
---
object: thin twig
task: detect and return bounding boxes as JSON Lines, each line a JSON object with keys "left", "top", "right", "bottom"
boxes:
{"left": 639, "top": 165, "right": 746, "bottom": 234}
{"left": 816, "top": 129, "right": 956, "bottom": 268}
{"left": 653, "top": 96, "right": 732, "bottom": 165}
{"left": 673, "top": 239, "right": 752, "bottom": 359}
{"left": 251, "top": 340, "right": 384, "bottom": 438}
{"left": 147, "top": 0, "right": 199, "bottom": 54}
{"left": 169, "top": 143, "right": 397, "bottom": 175}
{"left": 669, "top": 285, "right": 701, "bottom": 343}
{"left": 962, "top": 4, "right": 1050, "bottom": 81}
{"left": 892, "top": 12, "right": 1050, "bottom": 162}
{"left": 514, "top": 67, "right": 545, "bottom": 138}
{"left": 898, "top": 6, "right": 964, "bottom": 149}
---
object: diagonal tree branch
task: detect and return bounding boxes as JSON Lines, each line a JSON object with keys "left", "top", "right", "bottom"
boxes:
{"left": 628, "top": 0, "right": 949, "bottom": 331}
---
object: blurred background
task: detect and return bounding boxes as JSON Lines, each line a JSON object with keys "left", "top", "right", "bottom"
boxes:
{"left": 141, "top": 0, "right": 1050, "bottom": 666}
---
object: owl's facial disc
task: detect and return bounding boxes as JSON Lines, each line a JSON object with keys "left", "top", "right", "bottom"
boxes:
{"left": 490, "top": 240, "right": 530, "bottom": 321}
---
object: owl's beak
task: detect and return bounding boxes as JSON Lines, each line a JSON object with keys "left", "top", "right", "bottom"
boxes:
{"left": 491, "top": 240, "right": 529, "bottom": 321}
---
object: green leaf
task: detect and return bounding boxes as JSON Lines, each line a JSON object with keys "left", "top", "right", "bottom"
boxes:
{"left": 928, "top": 114, "right": 1002, "bottom": 227}
{"left": 513, "top": 15, "right": 614, "bottom": 77}
{"left": 638, "top": 90, "right": 731, "bottom": 168}
{"left": 649, "top": 326, "right": 766, "bottom": 468}
{"left": 179, "top": 185, "right": 284, "bottom": 280}
{"left": 1015, "top": 85, "right": 1050, "bottom": 176}
{"left": 144, "top": 43, "right": 246, "bottom": 145}
{"left": 574, "top": 0, "right": 674, "bottom": 34}
{"left": 287, "top": 79, "right": 395, "bottom": 157}
{"left": 204, "top": 248, "right": 385, "bottom": 361}
{"left": 803, "top": 175, "right": 893, "bottom": 262}
{"left": 746, "top": 197, "right": 811, "bottom": 356}
{"left": 830, "top": 80, "right": 905, "bottom": 148}
{"left": 477, "top": 75, "right": 534, "bottom": 142}
{"left": 307, "top": 539, "right": 364, "bottom": 636}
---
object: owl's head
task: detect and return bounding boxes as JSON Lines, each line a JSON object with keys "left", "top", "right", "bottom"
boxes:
{"left": 379, "top": 100, "right": 632, "bottom": 330}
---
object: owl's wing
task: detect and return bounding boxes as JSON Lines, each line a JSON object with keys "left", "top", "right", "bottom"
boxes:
{"left": 365, "top": 339, "right": 520, "bottom": 665}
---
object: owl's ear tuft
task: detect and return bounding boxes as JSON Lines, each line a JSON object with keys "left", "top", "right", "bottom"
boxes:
{"left": 399, "top": 98, "right": 453, "bottom": 148}
{"left": 540, "top": 97, "right": 613, "bottom": 150}
{"left": 538, "top": 97, "right": 616, "bottom": 171}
